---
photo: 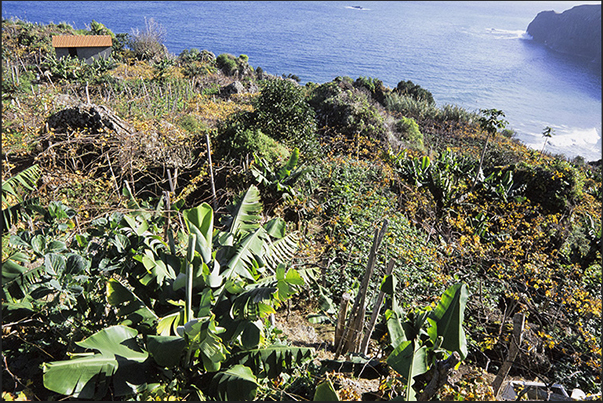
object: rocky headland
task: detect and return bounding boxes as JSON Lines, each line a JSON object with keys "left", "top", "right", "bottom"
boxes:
{"left": 527, "top": 4, "right": 601, "bottom": 66}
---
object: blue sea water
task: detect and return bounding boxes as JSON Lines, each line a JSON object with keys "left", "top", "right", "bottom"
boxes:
{"left": 2, "top": 1, "right": 601, "bottom": 161}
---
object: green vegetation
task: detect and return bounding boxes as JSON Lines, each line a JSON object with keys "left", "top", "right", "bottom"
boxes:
{"left": 2, "top": 18, "right": 601, "bottom": 401}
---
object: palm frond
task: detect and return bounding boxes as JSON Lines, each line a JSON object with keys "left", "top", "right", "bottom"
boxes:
{"left": 263, "top": 232, "right": 299, "bottom": 272}
{"left": 222, "top": 227, "right": 268, "bottom": 281}
{"left": 224, "top": 185, "right": 262, "bottom": 238}
{"left": 2, "top": 252, "right": 45, "bottom": 299}
{"left": 2, "top": 164, "right": 41, "bottom": 205}
{"left": 2, "top": 164, "right": 41, "bottom": 233}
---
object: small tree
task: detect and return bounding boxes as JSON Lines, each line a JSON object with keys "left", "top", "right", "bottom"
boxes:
{"left": 395, "top": 79, "right": 435, "bottom": 105}
{"left": 472, "top": 108, "right": 508, "bottom": 189}
{"left": 541, "top": 126, "right": 555, "bottom": 153}
{"left": 396, "top": 116, "right": 424, "bottom": 150}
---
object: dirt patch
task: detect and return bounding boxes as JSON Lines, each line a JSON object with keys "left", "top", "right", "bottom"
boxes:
{"left": 274, "top": 300, "right": 385, "bottom": 400}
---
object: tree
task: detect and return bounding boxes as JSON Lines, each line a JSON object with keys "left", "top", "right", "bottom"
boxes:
{"left": 541, "top": 126, "right": 555, "bottom": 154}
{"left": 395, "top": 79, "right": 435, "bottom": 105}
{"left": 472, "top": 109, "right": 508, "bottom": 189}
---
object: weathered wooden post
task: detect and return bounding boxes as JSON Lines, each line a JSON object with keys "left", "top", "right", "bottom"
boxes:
{"left": 335, "top": 219, "right": 389, "bottom": 356}
{"left": 492, "top": 312, "right": 525, "bottom": 397}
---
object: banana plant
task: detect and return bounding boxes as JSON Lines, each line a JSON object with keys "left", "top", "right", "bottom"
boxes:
{"left": 42, "top": 185, "right": 313, "bottom": 400}
{"left": 383, "top": 277, "right": 469, "bottom": 401}
{"left": 2, "top": 164, "right": 41, "bottom": 233}
{"left": 482, "top": 168, "right": 526, "bottom": 203}
{"left": 250, "top": 147, "right": 307, "bottom": 201}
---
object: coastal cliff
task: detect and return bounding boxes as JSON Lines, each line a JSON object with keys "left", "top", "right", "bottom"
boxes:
{"left": 527, "top": 4, "right": 601, "bottom": 66}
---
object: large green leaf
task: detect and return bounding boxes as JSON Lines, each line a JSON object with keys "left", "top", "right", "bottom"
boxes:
{"left": 2, "top": 164, "right": 40, "bottom": 233}
{"left": 177, "top": 316, "right": 227, "bottom": 372}
{"left": 157, "top": 308, "right": 185, "bottom": 336}
{"left": 209, "top": 364, "right": 259, "bottom": 401}
{"left": 146, "top": 335, "right": 186, "bottom": 368}
{"left": 2, "top": 251, "right": 45, "bottom": 298}
{"left": 106, "top": 279, "right": 158, "bottom": 328}
{"left": 229, "top": 344, "right": 314, "bottom": 379}
{"left": 42, "top": 326, "right": 148, "bottom": 399}
{"left": 386, "top": 340, "right": 429, "bottom": 401}
{"left": 427, "top": 283, "right": 469, "bottom": 359}
{"left": 183, "top": 202, "right": 214, "bottom": 264}
{"left": 314, "top": 379, "right": 339, "bottom": 401}
{"left": 263, "top": 232, "right": 299, "bottom": 272}
{"left": 223, "top": 227, "right": 267, "bottom": 281}
{"left": 225, "top": 185, "right": 262, "bottom": 238}
{"left": 263, "top": 217, "right": 286, "bottom": 239}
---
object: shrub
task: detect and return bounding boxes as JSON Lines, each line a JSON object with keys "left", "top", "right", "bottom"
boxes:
{"left": 217, "top": 123, "right": 290, "bottom": 165}
{"left": 129, "top": 17, "right": 168, "bottom": 61}
{"left": 251, "top": 78, "right": 318, "bottom": 155}
{"left": 216, "top": 53, "right": 238, "bottom": 75}
{"left": 178, "top": 48, "right": 216, "bottom": 77}
{"left": 215, "top": 53, "right": 250, "bottom": 77}
{"left": 396, "top": 116, "right": 424, "bottom": 150}
{"left": 309, "top": 79, "right": 385, "bottom": 141}
{"left": 354, "top": 76, "right": 389, "bottom": 105}
{"left": 87, "top": 20, "right": 114, "bottom": 37}
{"left": 384, "top": 92, "right": 438, "bottom": 121}
{"left": 395, "top": 79, "right": 435, "bottom": 104}
{"left": 514, "top": 159, "right": 583, "bottom": 213}
{"left": 176, "top": 114, "right": 205, "bottom": 134}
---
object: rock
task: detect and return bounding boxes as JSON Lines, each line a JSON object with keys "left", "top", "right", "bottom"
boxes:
{"left": 527, "top": 4, "right": 601, "bottom": 65}
{"left": 45, "top": 101, "right": 132, "bottom": 136}
{"left": 220, "top": 80, "right": 245, "bottom": 97}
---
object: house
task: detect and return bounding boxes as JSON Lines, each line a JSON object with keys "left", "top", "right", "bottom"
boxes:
{"left": 52, "top": 35, "right": 112, "bottom": 64}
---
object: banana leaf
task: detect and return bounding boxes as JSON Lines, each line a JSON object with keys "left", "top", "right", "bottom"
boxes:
{"left": 42, "top": 325, "right": 148, "bottom": 399}
{"left": 208, "top": 364, "right": 259, "bottom": 401}
{"left": 427, "top": 283, "right": 469, "bottom": 359}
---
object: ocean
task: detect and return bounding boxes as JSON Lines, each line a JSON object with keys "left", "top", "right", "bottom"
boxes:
{"left": 2, "top": 1, "right": 601, "bottom": 161}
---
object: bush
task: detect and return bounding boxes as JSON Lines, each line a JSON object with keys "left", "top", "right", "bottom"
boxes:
{"left": 514, "top": 159, "right": 583, "bottom": 213}
{"left": 216, "top": 53, "right": 238, "bottom": 75}
{"left": 129, "top": 17, "right": 168, "bottom": 61}
{"left": 384, "top": 93, "right": 476, "bottom": 124}
{"left": 251, "top": 78, "right": 318, "bottom": 155}
{"left": 354, "top": 76, "right": 389, "bottom": 105}
{"left": 309, "top": 79, "right": 385, "bottom": 141}
{"left": 215, "top": 53, "right": 250, "bottom": 77}
{"left": 395, "top": 79, "right": 435, "bottom": 104}
{"left": 384, "top": 92, "right": 438, "bottom": 121}
{"left": 87, "top": 20, "right": 114, "bottom": 37}
{"left": 217, "top": 119, "right": 290, "bottom": 164}
{"left": 396, "top": 116, "right": 424, "bottom": 150}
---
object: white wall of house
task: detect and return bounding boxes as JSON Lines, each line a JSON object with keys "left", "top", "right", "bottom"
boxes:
{"left": 55, "top": 47, "right": 112, "bottom": 64}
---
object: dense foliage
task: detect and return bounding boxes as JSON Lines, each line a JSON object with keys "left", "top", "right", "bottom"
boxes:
{"left": 2, "top": 18, "right": 601, "bottom": 401}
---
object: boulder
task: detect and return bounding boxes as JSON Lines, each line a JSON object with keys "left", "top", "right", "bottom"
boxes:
{"left": 45, "top": 101, "right": 132, "bottom": 136}
{"left": 220, "top": 80, "right": 245, "bottom": 97}
{"left": 527, "top": 4, "right": 601, "bottom": 65}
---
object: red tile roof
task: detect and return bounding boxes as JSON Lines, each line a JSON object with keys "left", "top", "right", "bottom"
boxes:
{"left": 52, "top": 35, "right": 112, "bottom": 48}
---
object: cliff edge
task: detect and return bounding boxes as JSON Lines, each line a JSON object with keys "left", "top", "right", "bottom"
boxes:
{"left": 527, "top": 4, "right": 601, "bottom": 66}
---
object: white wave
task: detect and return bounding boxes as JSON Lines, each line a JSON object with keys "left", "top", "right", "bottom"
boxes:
{"left": 345, "top": 6, "right": 370, "bottom": 11}
{"left": 486, "top": 28, "right": 532, "bottom": 40}
{"left": 518, "top": 125, "right": 601, "bottom": 161}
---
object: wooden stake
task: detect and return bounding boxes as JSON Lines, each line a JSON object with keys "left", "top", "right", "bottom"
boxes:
{"left": 206, "top": 131, "right": 217, "bottom": 212}
{"left": 492, "top": 312, "right": 525, "bottom": 397}
{"left": 335, "top": 219, "right": 389, "bottom": 356}
{"left": 360, "top": 258, "right": 395, "bottom": 355}
{"left": 334, "top": 292, "right": 352, "bottom": 349}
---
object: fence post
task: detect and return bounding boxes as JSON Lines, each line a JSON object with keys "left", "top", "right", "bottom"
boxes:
{"left": 335, "top": 219, "right": 389, "bottom": 357}
{"left": 492, "top": 312, "right": 525, "bottom": 397}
